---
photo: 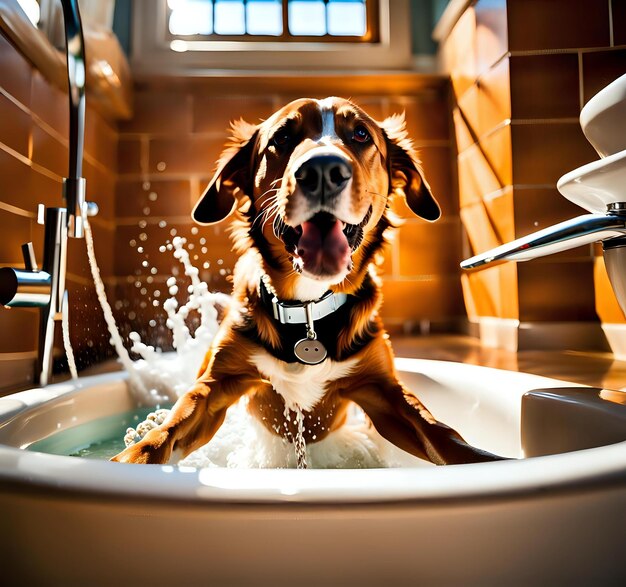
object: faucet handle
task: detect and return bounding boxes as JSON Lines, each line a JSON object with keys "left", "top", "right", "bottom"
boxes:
{"left": 21, "top": 242, "right": 38, "bottom": 272}
{"left": 86, "top": 201, "right": 99, "bottom": 217}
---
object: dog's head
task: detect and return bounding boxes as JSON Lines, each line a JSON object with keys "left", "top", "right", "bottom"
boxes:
{"left": 193, "top": 97, "right": 440, "bottom": 298}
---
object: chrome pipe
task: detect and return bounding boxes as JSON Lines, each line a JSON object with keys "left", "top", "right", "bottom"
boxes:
{"left": 0, "top": 2, "right": 92, "bottom": 386}
{"left": 0, "top": 268, "right": 51, "bottom": 308}
{"left": 461, "top": 213, "right": 626, "bottom": 271}
{"left": 0, "top": 209, "right": 68, "bottom": 385}
{"left": 37, "top": 208, "right": 68, "bottom": 386}
{"left": 64, "top": 177, "right": 86, "bottom": 239}
{"left": 37, "top": 305, "right": 55, "bottom": 387}
{"left": 60, "top": 0, "right": 87, "bottom": 238}
{"left": 42, "top": 207, "right": 68, "bottom": 318}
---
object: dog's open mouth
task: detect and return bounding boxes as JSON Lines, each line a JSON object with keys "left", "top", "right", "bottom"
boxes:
{"left": 275, "top": 206, "right": 372, "bottom": 277}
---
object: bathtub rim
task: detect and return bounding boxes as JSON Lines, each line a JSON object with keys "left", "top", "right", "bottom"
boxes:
{"left": 0, "top": 358, "right": 625, "bottom": 506}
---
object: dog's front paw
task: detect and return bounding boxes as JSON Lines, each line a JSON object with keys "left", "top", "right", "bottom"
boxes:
{"left": 110, "top": 431, "right": 171, "bottom": 464}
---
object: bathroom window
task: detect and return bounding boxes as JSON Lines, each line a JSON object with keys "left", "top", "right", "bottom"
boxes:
{"left": 166, "top": 0, "right": 377, "bottom": 42}
{"left": 133, "top": 0, "right": 413, "bottom": 73}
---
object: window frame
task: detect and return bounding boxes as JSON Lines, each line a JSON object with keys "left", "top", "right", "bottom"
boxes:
{"left": 165, "top": 0, "right": 380, "bottom": 44}
{"left": 131, "top": 0, "right": 414, "bottom": 76}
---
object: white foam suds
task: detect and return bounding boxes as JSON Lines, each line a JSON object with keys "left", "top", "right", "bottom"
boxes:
{"left": 87, "top": 230, "right": 424, "bottom": 469}
{"left": 124, "top": 236, "right": 230, "bottom": 404}
{"left": 177, "top": 399, "right": 428, "bottom": 469}
{"left": 122, "top": 398, "right": 427, "bottom": 469}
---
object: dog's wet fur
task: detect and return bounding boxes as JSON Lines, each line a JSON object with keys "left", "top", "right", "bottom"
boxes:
{"left": 111, "top": 97, "right": 504, "bottom": 466}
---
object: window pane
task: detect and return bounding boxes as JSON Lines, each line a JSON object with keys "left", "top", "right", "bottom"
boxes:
{"left": 327, "top": 0, "right": 366, "bottom": 36}
{"left": 168, "top": 0, "right": 213, "bottom": 35}
{"left": 214, "top": 0, "right": 246, "bottom": 35}
{"left": 288, "top": 1, "right": 326, "bottom": 36}
{"left": 247, "top": 1, "right": 282, "bottom": 36}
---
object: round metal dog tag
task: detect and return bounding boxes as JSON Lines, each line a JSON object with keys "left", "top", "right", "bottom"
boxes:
{"left": 294, "top": 338, "right": 327, "bottom": 365}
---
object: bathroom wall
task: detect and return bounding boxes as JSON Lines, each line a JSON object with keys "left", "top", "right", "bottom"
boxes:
{"left": 438, "top": 0, "right": 626, "bottom": 351}
{"left": 0, "top": 31, "right": 118, "bottom": 393}
{"left": 12, "top": 0, "right": 614, "bottom": 389}
{"left": 114, "top": 75, "right": 461, "bottom": 343}
{"left": 0, "top": 4, "right": 462, "bottom": 393}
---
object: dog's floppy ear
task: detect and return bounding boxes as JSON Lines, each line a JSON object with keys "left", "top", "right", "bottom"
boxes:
{"left": 380, "top": 113, "right": 441, "bottom": 222}
{"left": 192, "top": 119, "right": 259, "bottom": 225}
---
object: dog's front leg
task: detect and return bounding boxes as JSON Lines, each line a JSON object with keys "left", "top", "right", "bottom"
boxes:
{"left": 345, "top": 381, "right": 506, "bottom": 465}
{"left": 111, "top": 376, "right": 254, "bottom": 465}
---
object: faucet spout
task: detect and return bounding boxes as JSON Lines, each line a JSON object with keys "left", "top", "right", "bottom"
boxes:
{"left": 60, "top": 0, "right": 87, "bottom": 238}
{"left": 461, "top": 213, "right": 626, "bottom": 271}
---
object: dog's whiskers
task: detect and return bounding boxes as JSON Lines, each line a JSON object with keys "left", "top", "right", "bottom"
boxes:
{"left": 255, "top": 189, "right": 279, "bottom": 209}
{"left": 252, "top": 191, "right": 281, "bottom": 230}
{"left": 259, "top": 200, "right": 283, "bottom": 230}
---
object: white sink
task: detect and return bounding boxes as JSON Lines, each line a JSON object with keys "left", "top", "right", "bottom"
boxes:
{"left": 558, "top": 73, "right": 626, "bottom": 213}
{"left": 557, "top": 148, "right": 626, "bottom": 213}
{"left": 580, "top": 73, "right": 626, "bottom": 158}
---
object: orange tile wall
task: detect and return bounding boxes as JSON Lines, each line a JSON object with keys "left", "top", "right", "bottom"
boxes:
{"left": 441, "top": 0, "right": 626, "bottom": 336}
{"left": 115, "top": 78, "right": 462, "bottom": 343}
{"left": 0, "top": 32, "right": 117, "bottom": 393}
{"left": 0, "top": 24, "right": 464, "bottom": 393}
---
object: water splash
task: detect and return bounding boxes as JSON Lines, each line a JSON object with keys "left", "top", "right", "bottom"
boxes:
{"left": 84, "top": 222, "right": 146, "bottom": 395}
{"left": 85, "top": 227, "right": 424, "bottom": 469}
{"left": 61, "top": 293, "right": 78, "bottom": 380}
{"left": 293, "top": 408, "right": 308, "bottom": 469}
{"left": 124, "top": 236, "right": 230, "bottom": 405}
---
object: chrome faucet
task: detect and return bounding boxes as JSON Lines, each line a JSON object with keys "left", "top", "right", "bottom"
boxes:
{"left": 461, "top": 72, "right": 626, "bottom": 317}
{"left": 0, "top": 0, "right": 97, "bottom": 386}
{"left": 461, "top": 204, "right": 626, "bottom": 315}
{"left": 63, "top": 0, "right": 88, "bottom": 239}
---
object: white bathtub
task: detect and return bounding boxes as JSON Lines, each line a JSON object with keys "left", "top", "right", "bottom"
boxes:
{"left": 1, "top": 359, "right": 625, "bottom": 586}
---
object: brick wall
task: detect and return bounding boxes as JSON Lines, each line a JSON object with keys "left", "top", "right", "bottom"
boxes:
{"left": 115, "top": 77, "right": 462, "bottom": 342}
{"left": 0, "top": 26, "right": 463, "bottom": 392}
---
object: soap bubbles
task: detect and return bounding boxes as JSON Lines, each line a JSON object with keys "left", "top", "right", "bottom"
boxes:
{"left": 126, "top": 237, "right": 231, "bottom": 405}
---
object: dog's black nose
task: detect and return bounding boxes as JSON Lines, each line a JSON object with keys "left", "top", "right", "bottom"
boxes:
{"left": 295, "top": 155, "right": 352, "bottom": 201}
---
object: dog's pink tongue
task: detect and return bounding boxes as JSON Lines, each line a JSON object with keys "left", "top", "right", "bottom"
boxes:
{"left": 298, "top": 218, "right": 350, "bottom": 276}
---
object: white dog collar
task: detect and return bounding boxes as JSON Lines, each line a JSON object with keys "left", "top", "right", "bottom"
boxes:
{"left": 260, "top": 274, "right": 348, "bottom": 325}
{"left": 270, "top": 289, "right": 348, "bottom": 325}
{"left": 260, "top": 277, "right": 348, "bottom": 365}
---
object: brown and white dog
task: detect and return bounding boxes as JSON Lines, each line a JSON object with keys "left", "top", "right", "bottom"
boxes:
{"left": 112, "top": 97, "right": 502, "bottom": 466}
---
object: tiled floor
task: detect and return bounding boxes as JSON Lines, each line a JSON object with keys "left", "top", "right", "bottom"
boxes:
{"left": 390, "top": 334, "right": 626, "bottom": 390}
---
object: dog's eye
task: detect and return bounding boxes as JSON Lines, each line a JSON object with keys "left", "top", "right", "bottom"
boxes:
{"left": 271, "top": 130, "right": 291, "bottom": 148}
{"left": 353, "top": 125, "right": 371, "bottom": 144}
